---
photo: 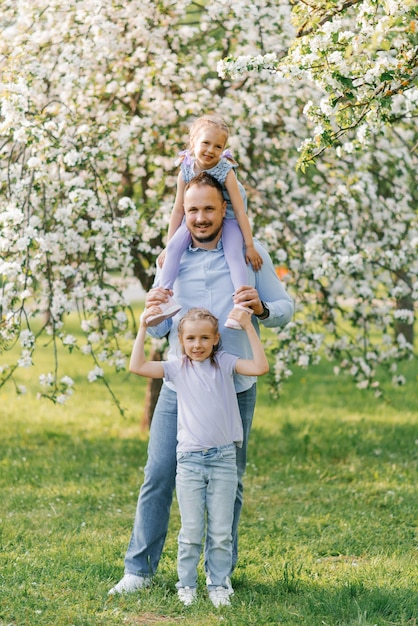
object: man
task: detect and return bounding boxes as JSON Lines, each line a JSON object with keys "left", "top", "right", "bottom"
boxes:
{"left": 109, "top": 172, "right": 294, "bottom": 594}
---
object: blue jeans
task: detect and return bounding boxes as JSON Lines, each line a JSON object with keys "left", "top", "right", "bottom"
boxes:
{"left": 124, "top": 382, "right": 256, "bottom": 576}
{"left": 176, "top": 445, "right": 238, "bottom": 589}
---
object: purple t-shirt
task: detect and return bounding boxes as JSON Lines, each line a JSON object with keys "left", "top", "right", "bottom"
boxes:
{"left": 163, "top": 351, "right": 244, "bottom": 452}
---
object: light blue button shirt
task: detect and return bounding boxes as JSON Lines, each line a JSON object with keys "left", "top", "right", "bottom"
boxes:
{"left": 148, "top": 239, "right": 294, "bottom": 392}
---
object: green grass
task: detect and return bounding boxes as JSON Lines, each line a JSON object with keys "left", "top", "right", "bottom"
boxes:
{"left": 1, "top": 319, "right": 417, "bottom": 625}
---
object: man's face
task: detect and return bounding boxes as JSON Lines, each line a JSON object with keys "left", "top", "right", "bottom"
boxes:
{"left": 184, "top": 183, "right": 226, "bottom": 247}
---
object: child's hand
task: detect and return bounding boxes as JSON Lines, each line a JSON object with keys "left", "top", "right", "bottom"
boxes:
{"left": 157, "top": 248, "right": 167, "bottom": 268}
{"left": 227, "top": 306, "right": 252, "bottom": 329}
{"left": 245, "top": 245, "right": 263, "bottom": 272}
{"left": 140, "top": 305, "right": 163, "bottom": 327}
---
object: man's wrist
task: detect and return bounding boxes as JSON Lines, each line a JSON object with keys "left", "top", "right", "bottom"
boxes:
{"left": 255, "top": 301, "right": 269, "bottom": 320}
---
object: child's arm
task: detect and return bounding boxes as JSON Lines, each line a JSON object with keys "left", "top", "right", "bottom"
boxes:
{"left": 157, "top": 173, "right": 186, "bottom": 267}
{"left": 167, "top": 172, "right": 186, "bottom": 241}
{"left": 229, "top": 309, "right": 269, "bottom": 376}
{"left": 224, "top": 169, "right": 263, "bottom": 272}
{"left": 129, "top": 315, "right": 165, "bottom": 379}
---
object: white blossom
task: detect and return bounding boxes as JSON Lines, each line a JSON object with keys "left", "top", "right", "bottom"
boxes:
{"left": 87, "top": 366, "right": 104, "bottom": 382}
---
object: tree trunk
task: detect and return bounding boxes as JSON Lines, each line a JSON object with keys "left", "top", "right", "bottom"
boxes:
{"left": 394, "top": 270, "right": 414, "bottom": 345}
{"left": 394, "top": 293, "right": 414, "bottom": 345}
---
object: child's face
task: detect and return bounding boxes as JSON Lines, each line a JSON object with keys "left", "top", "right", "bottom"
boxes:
{"left": 193, "top": 126, "right": 227, "bottom": 171}
{"left": 179, "top": 319, "right": 220, "bottom": 362}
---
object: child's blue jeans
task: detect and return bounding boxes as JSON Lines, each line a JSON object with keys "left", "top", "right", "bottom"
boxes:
{"left": 175, "top": 444, "right": 238, "bottom": 589}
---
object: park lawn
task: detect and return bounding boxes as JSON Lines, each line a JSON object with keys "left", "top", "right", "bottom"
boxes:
{"left": 0, "top": 322, "right": 417, "bottom": 625}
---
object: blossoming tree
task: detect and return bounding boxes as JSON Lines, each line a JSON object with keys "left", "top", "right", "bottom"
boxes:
{"left": 1, "top": 0, "right": 416, "bottom": 409}
{"left": 218, "top": 0, "right": 418, "bottom": 393}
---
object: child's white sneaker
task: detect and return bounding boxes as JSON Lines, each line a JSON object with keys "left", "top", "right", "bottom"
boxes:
{"left": 145, "top": 297, "right": 181, "bottom": 327}
{"left": 208, "top": 585, "right": 231, "bottom": 607}
{"left": 224, "top": 305, "right": 253, "bottom": 330}
{"left": 206, "top": 575, "right": 234, "bottom": 595}
{"left": 108, "top": 573, "right": 150, "bottom": 594}
{"left": 177, "top": 586, "right": 197, "bottom": 606}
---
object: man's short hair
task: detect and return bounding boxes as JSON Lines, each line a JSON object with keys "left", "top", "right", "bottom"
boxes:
{"left": 184, "top": 172, "right": 224, "bottom": 202}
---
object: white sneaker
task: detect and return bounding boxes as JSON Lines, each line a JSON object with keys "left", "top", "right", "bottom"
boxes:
{"left": 145, "top": 297, "right": 181, "bottom": 327}
{"left": 108, "top": 573, "right": 151, "bottom": 595}
{"left": 206, "top": 575, "right": 234, "bottom": 595}
{"left": 224, "top": 305, "right": 253, "bottom": 330}
{"left": 177, "top": 586, "right": 197, "bottom": 606}
{"left": 208, "top": 585, "right": 231, "bottom": 607}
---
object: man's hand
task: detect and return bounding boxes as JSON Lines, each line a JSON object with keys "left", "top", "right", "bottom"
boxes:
{"left": 232, "top": 285, "right": 264, "bottom": 316}
{"left": 145, "top": 287, "right": 173, "bottom": 308}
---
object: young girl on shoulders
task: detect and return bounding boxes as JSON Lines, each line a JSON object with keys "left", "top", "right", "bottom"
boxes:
{"left": 147, "top": 115, "right": 263, "bottom": 329}
{"left": 129, "top": 306, "right": 268, "bottom": 607}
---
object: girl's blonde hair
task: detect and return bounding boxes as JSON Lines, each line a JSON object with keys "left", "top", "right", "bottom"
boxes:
{"left": 178, "top": 307, "right": 221, "bottom": 364}
{"left": 189, "top": 115, "right": 229, "bottom": 151}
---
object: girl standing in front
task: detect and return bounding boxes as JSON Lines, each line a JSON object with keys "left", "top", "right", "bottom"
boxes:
{"left": 129, "top": 306, "right": 269, "bottom": 607}
{"left": 147, "top": 115, "right": 263, "bottom": 329}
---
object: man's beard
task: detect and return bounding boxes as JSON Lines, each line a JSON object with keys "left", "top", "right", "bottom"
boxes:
{"left": 192, "top": 223, "right": 223, "bottom": 243}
